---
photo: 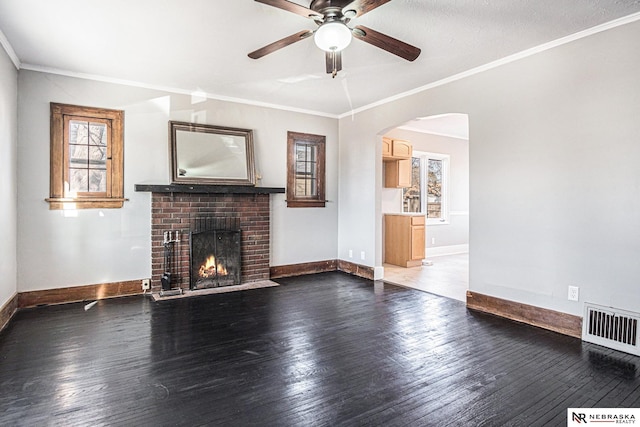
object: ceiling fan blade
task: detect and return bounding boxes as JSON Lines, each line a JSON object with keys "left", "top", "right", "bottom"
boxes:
{"left": 352, "top": 25, "right": 421, "bottom": 61}
{"left": 325, "top": 51, "right": 342, "bottom": 77}
{"left": 255, "top": 0, "right": 322, "bottom": 20}
{"left": 342, "top": 0, "right": 392, "bottom": 18}
{"left": 248, "top": 30, "right": 314, "bottom": 59}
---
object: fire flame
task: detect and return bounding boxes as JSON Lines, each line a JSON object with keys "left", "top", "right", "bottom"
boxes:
{"left": 199, "top": 255, "right": 228, "bottom": 278}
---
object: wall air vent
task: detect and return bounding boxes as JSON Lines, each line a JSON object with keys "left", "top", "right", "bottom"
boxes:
{"left": 582, "top": 303, "right": 640, "bottom": 356}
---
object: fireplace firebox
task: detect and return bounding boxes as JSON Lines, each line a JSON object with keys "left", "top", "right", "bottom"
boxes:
{"left": 190, "top": 217, "right": 241, "bottom": 289}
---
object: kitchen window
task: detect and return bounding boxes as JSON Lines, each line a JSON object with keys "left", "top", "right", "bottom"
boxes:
{"left": 403, "top": 151, "right": 449, "bottom": 225}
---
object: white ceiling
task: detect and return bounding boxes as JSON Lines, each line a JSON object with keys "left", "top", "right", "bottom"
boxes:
{"left": 1, "top": 1, "right": 640, "bottom": 117}
{"left": 399, "top": 114, "right": 469, "bottom": 140}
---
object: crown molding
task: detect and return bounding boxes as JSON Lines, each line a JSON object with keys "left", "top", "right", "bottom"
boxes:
{"left": 0, "top": 29, "right": 20, "bottom": 69}
{"left": 19, "top": 63, "right": 340, "bottom": 119}
{"left": 338, "top": 11, "right": 640, "bottom": 119}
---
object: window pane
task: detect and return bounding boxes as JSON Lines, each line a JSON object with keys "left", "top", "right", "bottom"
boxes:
{"left": 69, "top": 144, "right": 88, "bottom": 167}
{"left": 403, "top": 157, "right": 422, "bottom": 213}
{"left": 296, "top": 144, "right": 308, "bottom": 160}
{"left": 89, "top": 146, "right": 107, "bottom": 169}
{"left": 69, "top": 169, "right": 88, "bottom": 193}
{"left": 296, "top": 162, "right": 307, "bottom": 173}
{"left": 297, "top": 144, "right": 316, "bottom": 161}
{"left": 89, "top": 123, "right": 107, "bottom": 146}
{"left": 427, "top": 159, "right": 442, "bottom": 218}
{"left": 309, "top": 178, "right": 316, "bottom": 196}
{"left": 89, "top": 170, "right": 107, "bottom": 192}
{"left": 295, "top": 177, "right": 317, "bottom": 197}
{"left": 69, "top": 121, "right": 88, "bottom": 145}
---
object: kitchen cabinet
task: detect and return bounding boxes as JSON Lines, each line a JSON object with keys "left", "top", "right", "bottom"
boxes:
{"left": 384, "top": 159, "right": 411, "bottom": 188}
{"left": 382, "top": 138, "right": 412, "bottom": 160}
{"left": 382, "top": 137, "right": 392, "bottom": 157}
{"left": 383, "top": 138, "right": 413, "bottom": 188}
{"left": 384, "top": 214, "right": 425, "bottom": 268}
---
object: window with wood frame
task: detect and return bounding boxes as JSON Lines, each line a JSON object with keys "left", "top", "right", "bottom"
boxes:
{"left": 286, "top": 131, "right": 326, "bottom": 208}
{"left": 47, "top": 103, "right": 126, "bottom": 209}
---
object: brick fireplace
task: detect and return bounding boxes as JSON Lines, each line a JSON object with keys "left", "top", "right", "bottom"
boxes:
{"left": 135, "top": 184, "right": 284, "bottom": 292}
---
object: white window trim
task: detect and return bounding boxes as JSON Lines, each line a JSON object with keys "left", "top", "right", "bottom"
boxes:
{"left": 405, "top": 150, "right": 450, "bottom": 225}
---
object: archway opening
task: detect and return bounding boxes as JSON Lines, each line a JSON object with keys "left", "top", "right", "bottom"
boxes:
{"left": 379, "top": 113, "right": 469, "bottom": 301}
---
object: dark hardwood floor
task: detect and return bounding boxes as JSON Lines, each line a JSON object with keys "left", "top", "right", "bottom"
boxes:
{"left": 1, "top": 272, "right": 639, "bottom": 426}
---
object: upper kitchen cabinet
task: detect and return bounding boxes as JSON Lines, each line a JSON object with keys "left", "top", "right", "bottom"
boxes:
{"left": 383, "top": 137, "right": 413, "bottom": 188}
{"left": 382, "top": 138, "right": 412, "bottom": 160}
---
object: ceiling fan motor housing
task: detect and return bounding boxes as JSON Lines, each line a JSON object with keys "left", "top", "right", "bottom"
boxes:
{"left": 310, "top": 0, "right": 355, "bottom": 14}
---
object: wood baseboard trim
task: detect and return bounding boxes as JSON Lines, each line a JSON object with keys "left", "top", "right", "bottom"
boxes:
{"left": 270, "top": 260, "right": 338, "bottom": 279}
{"left": 18, "top": 280, "right": 143, "bottom": 309}
{"left": 466, "top": 291, "right": 582, "bottom": 339}
{"left": 0, "top": 293, "right": 19, "bottom": 332}
{"left": 337, "top": 260, "right": 375, "bottom": 280}
{"left": 270, "top": 260, "right": 375, "bottom": 281}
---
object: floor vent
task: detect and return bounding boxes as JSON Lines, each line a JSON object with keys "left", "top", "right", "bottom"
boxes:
{"left": 582, "top": 303, "right": 640, "bottom": 356}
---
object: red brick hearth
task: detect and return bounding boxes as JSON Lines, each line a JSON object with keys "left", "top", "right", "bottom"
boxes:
{"left": 138, "top": 184, "right": 284, "bottom": 292}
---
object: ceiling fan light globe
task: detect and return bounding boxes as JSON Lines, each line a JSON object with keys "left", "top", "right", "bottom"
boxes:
{"left": 314, "top": 21, "right": 352, "bottom": 52}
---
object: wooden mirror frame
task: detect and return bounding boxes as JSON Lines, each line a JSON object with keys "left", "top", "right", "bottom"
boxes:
{"left": 169, "top": 121, "right": 256, "bottom": 186}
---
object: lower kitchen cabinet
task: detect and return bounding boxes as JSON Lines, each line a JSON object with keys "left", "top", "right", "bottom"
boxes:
{"left": 384, "top": 214, "right": 425, "bottom": 268}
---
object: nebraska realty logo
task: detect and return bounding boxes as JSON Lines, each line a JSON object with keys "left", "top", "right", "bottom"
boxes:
{"left": 568, "top": 408, "right": 639, "bottom": 424}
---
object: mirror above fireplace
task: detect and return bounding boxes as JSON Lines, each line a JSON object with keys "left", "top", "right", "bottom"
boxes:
{"left": 169, "top": 121, "right": 256, "bottom": 186}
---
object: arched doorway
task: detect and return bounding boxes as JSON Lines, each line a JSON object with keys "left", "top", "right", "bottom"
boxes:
{"left": 380, "top": 113, "right": 469, "bottom": 301}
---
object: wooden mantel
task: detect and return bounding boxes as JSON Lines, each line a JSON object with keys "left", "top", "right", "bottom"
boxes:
{"left": 134, "top": 184, "right": 285, "bottom": 194}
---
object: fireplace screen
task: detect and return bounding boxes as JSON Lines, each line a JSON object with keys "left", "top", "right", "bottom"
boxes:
{"left": 190, "top": 217, "right": 241, "bottom": 289}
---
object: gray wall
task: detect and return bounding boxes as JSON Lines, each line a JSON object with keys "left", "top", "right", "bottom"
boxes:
{"left": 16, "top": 71, "right": 338, "bottom": 292}
{"left": 339, "top": 19, "right": 640, "bottom": 315}
{"left": 0, "top": 45, "right": 18, "bottom": 308}
{"left": 382, "top": 128, "right": 469, "bottom": 254}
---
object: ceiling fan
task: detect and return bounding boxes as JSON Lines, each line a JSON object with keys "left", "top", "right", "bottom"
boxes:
{"left": 248, "top": 0, "right": 421, "bottom": 78}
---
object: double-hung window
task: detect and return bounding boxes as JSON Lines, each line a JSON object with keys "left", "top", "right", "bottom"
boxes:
{"left": 48, "top": 103, "right": 126, "bottom": 209}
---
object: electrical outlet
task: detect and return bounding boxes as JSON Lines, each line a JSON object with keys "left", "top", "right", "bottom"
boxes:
{"left": 142, "top": 279, "right": 151, "bottom": 291}
{"left": 431, "top": 237, "right": 436, "bottom": 245}
{"left": 568, "top": 286, "right": 579, "bottom": 301}
{"left": 360, "top": 251, "right": 365, "bottom": 260}
{"left": 349, "top": 249, "right": 353, "bottom": 258}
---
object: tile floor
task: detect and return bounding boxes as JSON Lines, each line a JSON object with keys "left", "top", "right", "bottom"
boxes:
{"left": 383, "top": 252, "right": 469, "bottom": 302}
